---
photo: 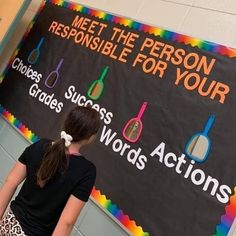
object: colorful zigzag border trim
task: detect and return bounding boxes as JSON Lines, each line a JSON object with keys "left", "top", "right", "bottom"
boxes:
{"left": 48, "top": 0, "right": 236, "bottom": 58}
{"left": 214, "top": 187, "right": 236, "bottom": 236}
{"left": 91, "top": 187, "right": 149, "bottom": 236}
{"left": 0, "top": 105, "right": 39, "bottom": 143}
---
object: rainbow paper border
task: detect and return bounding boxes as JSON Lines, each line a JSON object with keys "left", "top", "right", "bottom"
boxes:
{"left": 214, "top": 187, "right": 236, "bottom": 236}
{"left": 91, "top": 187, "right": 149, "bottom": 236}
{"left": 48, "top": 0, "right": 236, "bottom": 58}
{"left": 0, "top": 105, "right": 39, "bottom": 143}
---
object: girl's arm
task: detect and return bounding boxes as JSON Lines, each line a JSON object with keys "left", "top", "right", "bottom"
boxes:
{"left": 0, "top": 161, "right": 26, "bottom": 219}
{"left": 52, "top": 195, "right": 85, "bottom": 236}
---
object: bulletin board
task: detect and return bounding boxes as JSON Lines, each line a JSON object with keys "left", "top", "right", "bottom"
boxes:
{"left": 1, "top": 1, "right": 236, "bottom": 235}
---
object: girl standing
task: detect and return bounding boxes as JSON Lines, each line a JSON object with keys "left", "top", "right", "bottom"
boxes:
{"left": 0, "top": 106, "right": 101, "bottom": 236}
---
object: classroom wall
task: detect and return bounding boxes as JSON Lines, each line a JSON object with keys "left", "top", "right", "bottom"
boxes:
{"left": 1, "top": 0, "right": 236, "bottom": 235}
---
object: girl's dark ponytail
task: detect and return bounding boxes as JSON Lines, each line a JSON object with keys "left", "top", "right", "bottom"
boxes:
{"left": 37, "top": 139, "right": 68, "bottom": 188}
{"left": 36, "top": 106, "right": 101, "bottom": 188}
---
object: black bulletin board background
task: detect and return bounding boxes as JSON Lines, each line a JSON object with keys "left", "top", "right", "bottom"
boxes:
{"left": 1, "top": 2, "right": 236, "bottom": 235}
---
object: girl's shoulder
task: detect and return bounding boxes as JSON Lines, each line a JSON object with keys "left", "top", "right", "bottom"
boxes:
{"left": 27, "top": 138, "right": 52, "bottom": 152}
{"left": 70, "top": 155, "right": 96, "bottom": 174}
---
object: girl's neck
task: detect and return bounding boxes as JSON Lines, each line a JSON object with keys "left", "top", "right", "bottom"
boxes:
{"left": 67, "top": 142, "right": 82, "bottom": 155}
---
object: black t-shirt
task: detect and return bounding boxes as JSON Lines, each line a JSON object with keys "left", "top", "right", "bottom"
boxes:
{"left": 10, "top": 139, "right": 96, "bottom": 236}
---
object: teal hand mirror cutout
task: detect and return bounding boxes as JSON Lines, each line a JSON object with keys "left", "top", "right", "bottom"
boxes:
{"left": 28, "top": 37, "right": 44, "bottom": 64}
{"left": 185, "top": 115, "right": 215, "bottom": 163}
